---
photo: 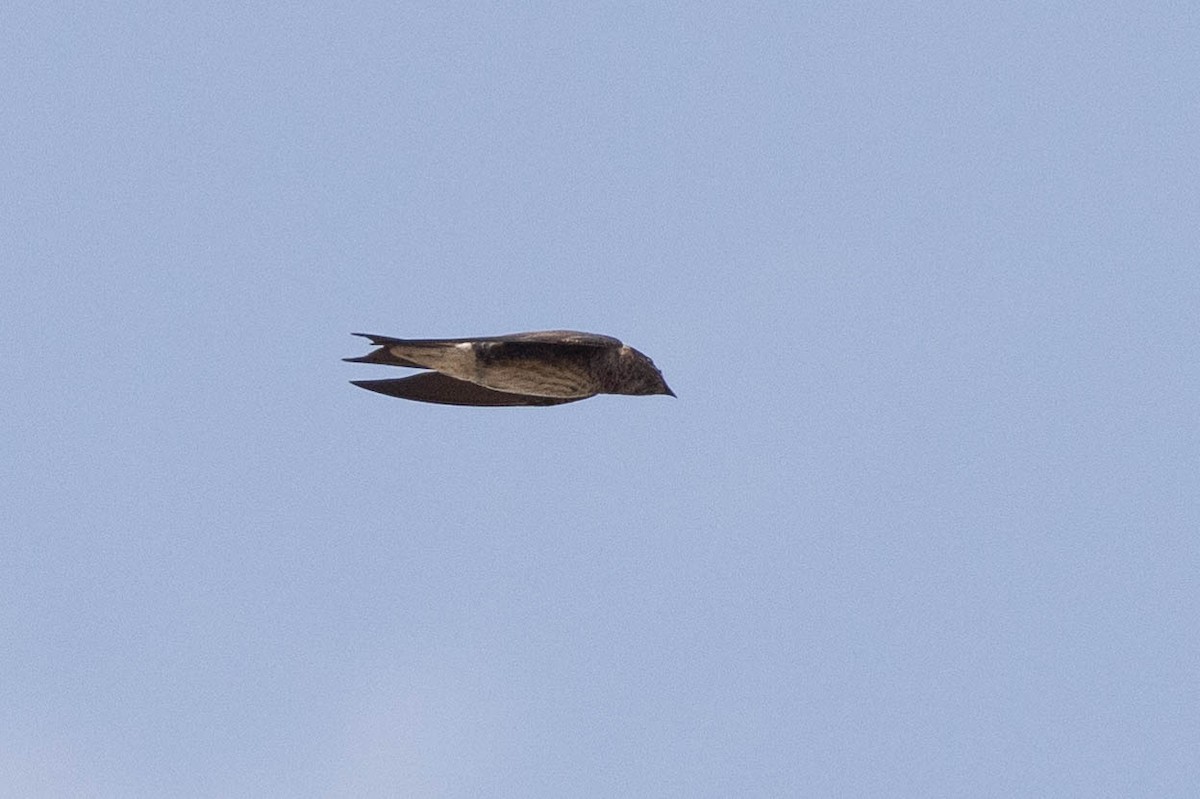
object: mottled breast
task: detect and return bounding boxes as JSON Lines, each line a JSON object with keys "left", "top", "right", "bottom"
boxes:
{"left": 472, "top": 342, "right": 600, "bottom": 398}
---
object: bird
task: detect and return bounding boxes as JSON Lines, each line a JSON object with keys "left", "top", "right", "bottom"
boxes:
{"left": 345, "top": 330, "right": 674, "bottom": 407}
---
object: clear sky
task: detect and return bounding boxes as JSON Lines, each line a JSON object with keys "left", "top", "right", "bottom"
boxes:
{"left": 3, "top": 3, "right": 1197, "bottom": 796}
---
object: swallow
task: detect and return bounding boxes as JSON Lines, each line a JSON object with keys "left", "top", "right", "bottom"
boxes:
{"left": 345, "top": 330, "right": 674, "bottom": 406}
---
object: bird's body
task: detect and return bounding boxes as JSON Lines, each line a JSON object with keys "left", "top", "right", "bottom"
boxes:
{"left": 345, "top": 330, "right": 674, "bottom": 407}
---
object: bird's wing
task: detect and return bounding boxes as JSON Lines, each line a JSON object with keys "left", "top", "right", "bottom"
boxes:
{"left": 345, "top": 331, "right": 621, "bottom": 369}
{"left": 350, "top": 331, "right": 620, "bottom": 349}
{"left": 487, "top": 330, "right": 623, "bottom": 348}
{"left": 350, "top": 373, "right": 588, "bottom": 407}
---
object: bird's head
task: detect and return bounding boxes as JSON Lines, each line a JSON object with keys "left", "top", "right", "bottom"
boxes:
{"left": 619, "top": 346, "right": 676, "bottom": 397}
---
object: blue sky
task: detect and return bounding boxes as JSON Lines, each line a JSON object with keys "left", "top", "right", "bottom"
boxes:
{"left": 3, "top": 3, "right": 1197, "bottom": 796}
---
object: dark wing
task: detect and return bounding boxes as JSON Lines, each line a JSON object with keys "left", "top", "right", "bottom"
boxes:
{"left": 350, "top": 373, "right": 588, "bottom": 407}
{"left": 344, "top": 331, "right": 621, "bottom": 369}
{"left": 487, "top": 330, "right": 623, "bottom": 348}
{"left": 351, "top": 330, "right": 620, "bottom": 347}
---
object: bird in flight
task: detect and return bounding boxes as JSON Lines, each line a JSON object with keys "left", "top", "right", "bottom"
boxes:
{"left": 345, "top": 330, "right": 674, "bottom": 406}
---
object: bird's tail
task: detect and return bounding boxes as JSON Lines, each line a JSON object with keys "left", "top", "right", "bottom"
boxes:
{"left": 343, "top": 333, "right": 429, "bottom": 368}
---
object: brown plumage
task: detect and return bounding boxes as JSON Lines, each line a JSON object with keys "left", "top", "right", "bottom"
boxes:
{"left": 345, "top": 330, "right": 674, "bottom": 407}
